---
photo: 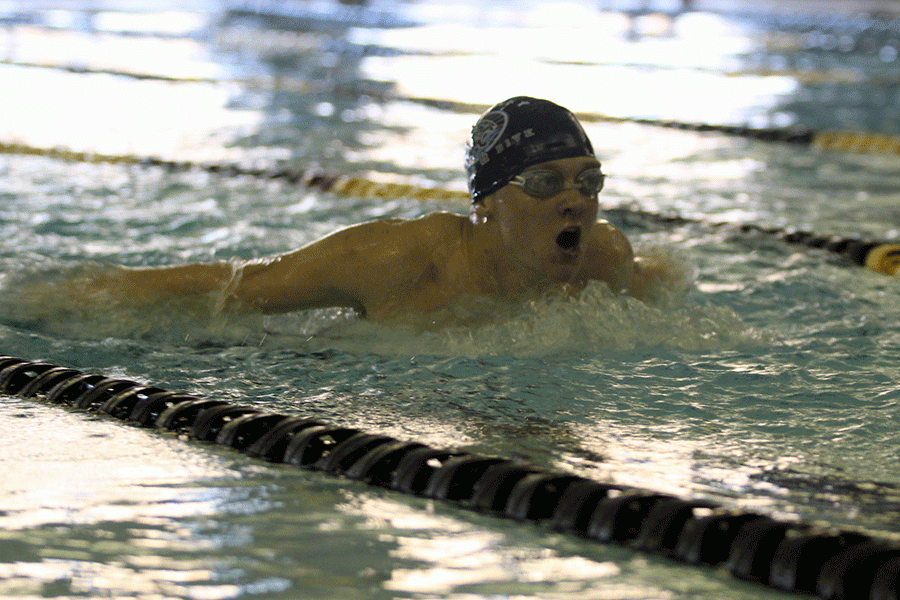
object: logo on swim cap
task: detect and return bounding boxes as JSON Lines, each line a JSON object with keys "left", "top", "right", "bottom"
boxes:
{"left": 466, "top": 110, "right": 508, "bottom": 170}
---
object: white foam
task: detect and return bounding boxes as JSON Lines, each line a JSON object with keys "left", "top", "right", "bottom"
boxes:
{"left": 285, "top": 245, "right": 762, "bottom": 357}
{"left": 293, "top": 282, "right": 761, "bottom": 358}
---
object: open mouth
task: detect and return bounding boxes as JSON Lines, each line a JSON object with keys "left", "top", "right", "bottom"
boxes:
{"left": 556, "top": 227, "right": 581, "bottom": 252}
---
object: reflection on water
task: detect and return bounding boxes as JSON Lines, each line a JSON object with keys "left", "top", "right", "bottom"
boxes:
{"left": 0, "top": 396, "right": 271, "bottom": 599}
{"left": 372, "top": 495, "right": 623, "bottom": 596}
{"left": 0, "top": 398, "right": 233, "bottom": 531}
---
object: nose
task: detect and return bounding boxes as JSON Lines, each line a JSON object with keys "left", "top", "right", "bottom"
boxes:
{"left": 556, "top": 188, "right": 593, "bottom": 218}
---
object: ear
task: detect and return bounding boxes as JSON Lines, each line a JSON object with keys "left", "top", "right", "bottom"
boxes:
{"left": 471, "top": 194, "right": 496, "bottom": 222}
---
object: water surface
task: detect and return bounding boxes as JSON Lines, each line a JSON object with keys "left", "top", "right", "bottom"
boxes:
{"left": 1, "top": 1, "right": 899, "bottom": 598}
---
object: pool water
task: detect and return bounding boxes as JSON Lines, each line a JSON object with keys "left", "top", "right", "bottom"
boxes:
{"left": 1, "top": 1, "right": 899, "bottom": 598}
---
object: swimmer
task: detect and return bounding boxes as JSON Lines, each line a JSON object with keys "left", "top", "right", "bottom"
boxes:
{"left": 18, "top": 97, "right": 669, "bottom": 322}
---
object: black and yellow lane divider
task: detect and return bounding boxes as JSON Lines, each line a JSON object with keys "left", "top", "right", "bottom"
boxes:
{"left": 6, "top": 56, "right": 900, "bottom": 155}
{"left": 11, "top": 53, "right": 900, "bottom": 87}
{"left": 402, "top": 96, "right": 900, "bottom": 155}
{"left": 1, "top": 354, "right": 899, "bottom": 600}
{"left": 0, "top": 141, "right": 471, "bottom": 202}
{"left": 606, "top": 207, "right": 900, "bottom": 276}
{"left": 1, "top": 140, "right": 897, "bottom": 276}
{"left": 0, "top": 59, "right": 223, "bottom": 84}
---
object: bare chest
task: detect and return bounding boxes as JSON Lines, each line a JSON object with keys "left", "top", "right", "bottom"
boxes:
{"left": 364, "top": 248, "right": 476, "bottom": 319}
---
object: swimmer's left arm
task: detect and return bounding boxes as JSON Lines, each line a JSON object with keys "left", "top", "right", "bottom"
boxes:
{"left": 583, "top": 220, "right": 667, "bottom": 302}
{"left": 582, "top": 220, "right": 634, "bottom": 294}
{"left": 627, "top": 255, "right": 667, "bottom": 302}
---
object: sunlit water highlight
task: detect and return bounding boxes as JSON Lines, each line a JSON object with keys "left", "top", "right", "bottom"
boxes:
{"left": 1, "top": 1, "right": 899, "bottom": 599}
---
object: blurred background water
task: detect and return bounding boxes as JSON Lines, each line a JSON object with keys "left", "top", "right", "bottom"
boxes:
{"left": 1, "top": 1, "right": 899, "bottom": 598}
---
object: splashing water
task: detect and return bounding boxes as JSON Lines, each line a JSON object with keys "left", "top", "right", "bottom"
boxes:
{"left": 0, "top": 244, "right": 761, "bottom": 357}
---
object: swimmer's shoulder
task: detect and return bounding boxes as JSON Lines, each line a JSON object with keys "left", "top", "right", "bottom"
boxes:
{"left": 359, "top": 211, "right": 464, "bottom": 233}
{"left": 413, "top": 211, "right": 468, "bottom": 230}
{"left": 347, "top": 213, "right": 471, "bottom": 317}
{"left": 327, "top": 212, "right": 460, "bottom": 246}
{"left": 380, "top": 211, "right": 468, "bottom": 246}
{"left": 587, "top": 219, "right": 633, "bottom": 257}
{"left": 338, "top": 212, "right": 465, "bottom": 268}
{"left": 582, "top": 219, "right": 635, "bottom": 293}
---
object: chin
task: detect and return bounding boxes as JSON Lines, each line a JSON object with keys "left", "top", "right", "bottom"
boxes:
{"left": 545, "top": 261, "right": 581, "bottom": 284}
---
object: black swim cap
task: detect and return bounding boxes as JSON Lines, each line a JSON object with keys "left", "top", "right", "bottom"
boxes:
{"left": 465, "top": 97, "right": 595, "bottom": 203}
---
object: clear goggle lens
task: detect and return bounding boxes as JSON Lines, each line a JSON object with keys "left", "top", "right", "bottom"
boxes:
{"left": 511, "top": 168, "right": 605, "bottom": 198}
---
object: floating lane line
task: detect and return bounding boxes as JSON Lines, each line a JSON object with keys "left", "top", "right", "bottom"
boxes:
{"left": 6, "top": 57, "right": 900, "bottom": 155}
{"left": 1, "top": 354, "right": 900, "bottom": 600}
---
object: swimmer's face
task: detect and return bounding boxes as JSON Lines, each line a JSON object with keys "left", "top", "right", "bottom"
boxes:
{"left": 479, "top": 156, "right": 601, "bottom": 284}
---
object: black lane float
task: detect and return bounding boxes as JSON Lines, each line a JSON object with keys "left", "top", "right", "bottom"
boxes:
{"left": 1, "top": 354, "right": 898, "bottom": 599}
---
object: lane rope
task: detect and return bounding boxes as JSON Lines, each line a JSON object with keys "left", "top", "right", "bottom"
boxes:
{"left": 5, "top": 55, "right": 900, "bottom": 155}
{"left": 9, "top": 53, "right": 900, "bottom": 86}
{"left": 1, "top": 353, "right": 899, "bottom": 599}
{"left": 401, "top": 96, "right": 900, "bottom": 156}
{"left": 605, "top": 207, "right": 900, "bottom": 277}
{"left": 1, "top": 140, "right": 896, "bottom": 276}
{"left": 0, "top": 140, "right": 471, "bottom": 202}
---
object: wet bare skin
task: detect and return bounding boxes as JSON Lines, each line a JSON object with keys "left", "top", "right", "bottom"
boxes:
{"left": 83, "top": 157, "right": 659, "bottom": 322}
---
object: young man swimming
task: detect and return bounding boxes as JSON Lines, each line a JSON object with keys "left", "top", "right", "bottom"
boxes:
{"left": 33, "top": 97, "right": 663, "bottom": 322}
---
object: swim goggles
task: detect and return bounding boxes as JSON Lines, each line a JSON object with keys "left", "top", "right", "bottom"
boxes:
{"left": 509, "top": 167, "right": 605, "bottom": 198}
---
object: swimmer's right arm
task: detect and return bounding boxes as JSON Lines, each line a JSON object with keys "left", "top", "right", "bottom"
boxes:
{"left": 97, "top": 218, "right": 422, "bottom": 315}
{"left": 111, "top": 262, "right": 237, "bottom": 303}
